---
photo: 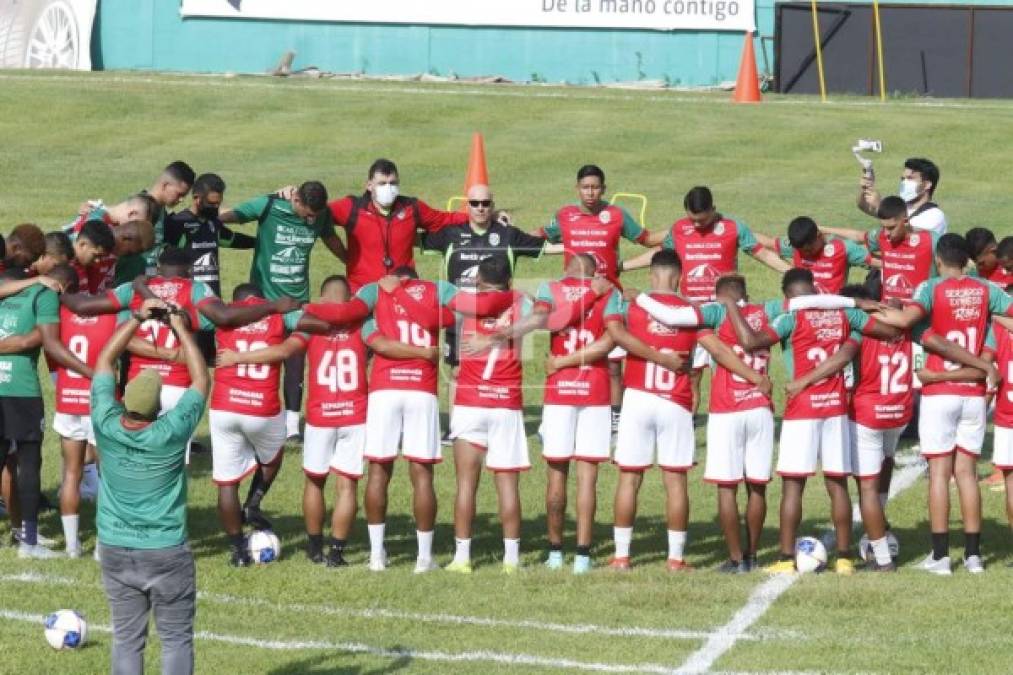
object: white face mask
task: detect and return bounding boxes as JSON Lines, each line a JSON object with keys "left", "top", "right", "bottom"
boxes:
{"left": 898, "top": 178, "right": 920, "bottom": 203}
{"left": 373, "top": 183, "right": 400, "bottom": 208}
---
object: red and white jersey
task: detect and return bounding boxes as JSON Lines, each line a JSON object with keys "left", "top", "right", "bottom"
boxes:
{"left": 778, "top": 237, "right": 869, "bottom": 294}
{"left": 295, "top": 324, "right": 368, "bottom": 428}
{"left": 210, "top": 298, "right": 288, "bottom": 416}
{"left": 913, "top": 275, "right": 1010, "bottom": 397}
{"left": 454, "top": 292, "right": 529, "bottom": 410}
{"left": 664, "top": 217, "right": 763, "bottom": 302}
{"left": 865, "top": 228, "right": 937, "bottom": 303}
{"left": 706, "top": 303, "right": 774, "bottom": 414}
{"left": 544, "top": 204, "right": 648, "bottom": 285}
{"left": 66, "top": 212, "right": 117, "bottom": 294}
{"left": 363, "top": 278, "right": 444, "bottom": 394}
{"left": 538, "top": 278, "right": 612, "bottom": 407}
{"left": 606, "top": 291, "right": 697, "bottom": 410}
{"left": 994, "top": 322, "right": 1013, "bottom": 429}
{"left": 984, "top": 265, "right": 1013, "bottom": 291}
{"left": 54, "top": 307, "right": 118, "bottom": 415}
{"left": 850, "top": 333, "right": 914, "bottom": 429}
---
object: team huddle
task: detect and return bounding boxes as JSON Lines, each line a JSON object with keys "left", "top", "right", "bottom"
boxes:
{"left": 3, "top": 155, "right": 1013, "bottom": 580}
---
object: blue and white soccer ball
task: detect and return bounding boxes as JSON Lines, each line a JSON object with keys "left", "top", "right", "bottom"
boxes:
{"left": 44, "top": 609, "right": 87, "bottom": 650}
{"left": 247, "top": 530, "right": 281, "bottom": 564}
{"left": 858, "top": 532, "right": 900, "bottom": 562}
{"left": 795, "top": 536, "right": 828, "bottom": 573}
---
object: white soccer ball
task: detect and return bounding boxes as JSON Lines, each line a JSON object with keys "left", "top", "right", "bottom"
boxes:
{"left": 795, "top": 536, "right": 828, "bottom": 573}
{"left": 247, "top": 530, "right": 281, "bottom": 564}
{"left": 44, "top": 609, "right": 87, "bottom": 650}
{"left": 858, "top": 532, "right": 900, "bottom": 562}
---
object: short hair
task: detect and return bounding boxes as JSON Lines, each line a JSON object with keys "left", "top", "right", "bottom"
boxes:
{"left": 935, "top": 233, "right": 969, "bottom": 269}
{"left": 10, "top": 223, "right": 46, "bottom": 260}
{"left": 650, "top": 248, "right": 682, "bottom": 272}
{"left": 392, "top": 265, "right": 418, "bottom": 279}
{"left": 787, "top": 217, "right": 819, "bottom": 249}
{"left": 368, "top": 158, "right": 399, "bottom": 180}
{"left": 683, "top": 186, "right": 714, "bottom": 214}
{"left": 44, "top": 231, "right": 74, "bottom": 260}
{"left": 128, "top": 193, "right": 159, "bottom": 221}
{"left": 714, "top": 274, "right": 747, "bottom": 299}
{"left": 477, "top": 256, "right": 512, "bottom": 288}
{"left": 320, "top": 274, "right": 350, "bottom": 294}
{"left": 998, "top": 236, "right": 1013, "bottom": 260}
{"left": 297, "top": 181, "right": 328, "bottom": 212}
{"left": 48, "top": 263, "right": 79, "bottom": 293}
{"left": 158, "top": 246, "right": 192, "bottom": 272}
{"left": 122, "top": 220, "right": 156, "bottom": 251}
{"left": 781, "top": 267, "right": 815, "bottom": 294}
{"left": 163, "top": 160, "right": 196, "bottom": 187}
{"left": 232, "top": 282, "right": 263, "bottom": 301}
{"left": 965, "top": 227, "right": 996, "bottom": 260}
{"left": 839, "top": 283, "right": 873, "bottom": 301}
{"left": 78, "top": 220, "right": 115, "bottom": 252}
{"left": 576, "top": 164, "right": 605, "bottom": 184}
{"left": 876, "top": 196, "right": 907, "bottom": 220}
{"left": 905, "top": 157, "right": 939, "bottom": 195}
{"left": 192, "top": 173, "right": 226, "bottom": 197}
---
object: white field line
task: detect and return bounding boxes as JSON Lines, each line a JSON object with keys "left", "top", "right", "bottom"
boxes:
{"left": 676, "top": 460, "right": 926, "bottom": 674}
{"left": 2, "top": 72, "right": 1013, "bottom": 112}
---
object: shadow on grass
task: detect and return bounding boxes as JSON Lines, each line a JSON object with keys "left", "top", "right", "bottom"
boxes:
{"left": 267, "top": 653, "right": 412, "bottom": 674}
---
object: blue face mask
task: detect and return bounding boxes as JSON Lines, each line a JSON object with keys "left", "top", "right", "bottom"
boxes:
{"left": 898, "top": 179, "right": 920, "bottom": 202}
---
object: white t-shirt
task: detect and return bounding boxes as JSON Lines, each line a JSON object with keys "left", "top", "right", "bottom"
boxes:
{"left": 908, "top": 203, "right": 946, "bottom": 235}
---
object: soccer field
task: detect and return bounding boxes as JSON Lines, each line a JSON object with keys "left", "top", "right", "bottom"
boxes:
{"left": 1, "top": 70, "right": 1012, "bottom": 674}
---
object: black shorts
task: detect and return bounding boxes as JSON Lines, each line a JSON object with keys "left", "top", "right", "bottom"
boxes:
{"left": 196, "top": 330, "right": 217, "bottom": 367}
{"left": 0, "top": 396, "right": 45, "bottom": 442}
{"left": 443, "top": 329, "right": 459, "bottom": 367}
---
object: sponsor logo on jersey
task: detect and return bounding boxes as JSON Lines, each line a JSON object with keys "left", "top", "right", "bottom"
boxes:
{"left": 647, "top": 319, "right": 679, "bottom": 336}
{"left": 193, "top": 252, "right": 216, "bottom": 268}
{"left": 150, "top": 281, "right": 185, "bottom": 302}
{"left": 71, "top": 315, "right": 99, "bottom": 326}
{"left": 824, "top": 244, "right": 835, "bottom": 257}
{"left": 687, "top": 263, "right": 720, "bottom": 281}
{"left": 714, "top": 222, "right": 725, "bottom": 236}
{"left": 274, "top": 246, "right": 301, "bottom": 261}
{"left": 404, "top": 283, "right": 426, "bottom": 302}
{"left": 884, "top": 274, "right": 914, "bottom": 293}
{"left": 561, "top": 285, "right": 590, "bottom": 302}
{"left": 237, "top": 318, "right": 271, "bottom": 334}
{"left": 397, "top": 210, "right": 407, "bottom": 220}
{"left": 909, "top": 234, "right": 920, "bottom": 246}
{"left": 489, "top": 232, "right": 500, "bottom": 246}
{"left": 598, "top": 210, "right": 611, "bottom": 224}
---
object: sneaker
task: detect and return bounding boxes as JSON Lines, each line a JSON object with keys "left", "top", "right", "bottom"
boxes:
{"left": 861, "top": 558, "right": 897, "bottom": 572}
{"left": 307, "top": 543, "right": 324, "bottom": 565}
{"left": 242, "top": 506, "right": 273, "bottom": 532}
{"left": 544, "top": 550, "right": 564, "bottom": 570}
{"left": 917, "top": 553, "right": 952, "bottom": 576}
{"left": 765, "top": 559, "right": 796, "bottom": 574}
{"left": 572, "top": 555, "right": 592, "bottom": 575}
{"left": 963, "top": 555, "right": 985, "bottom": 574}
{"left": 413, "top": 558, "right": 439, "bottom": 574}
{"left": 65, "top": 547, "right": 82, "bottom": 560}
{"left": 666, "top": 558, "right": 693, "bottom": 572}
{"left": 716, "top": 559, "right": 746, "bottom": 574}
{"left": 93, "top": 543, "right": 101, "bottom": 563}
{"left": 326, "top": 547, "right": 348, "bottom": 568}
{"left": 229, "top": 547, "right": 252, "bottom": 567}
{"left": 445, "top": 560, "right": 473, "bottom": 574}
{"left": 18, "top": 543, "right": 61, "bottom": 560}
{"left": 834, "top": 558, "right": 855, "bottom": 576}
{"left": 368, "top": 553, "right": 387, "bottom": 572}
{"left": 502, "top": 562, "right": 519, "bottom": 575}
{"left": 743, "top": 555, "right": 758, "bottom": 572}
{"left": 189, "top": 441, "right": 209, "bottom": 455}
{"left": 608, "top": 556, "right": 631, "bottom": 571}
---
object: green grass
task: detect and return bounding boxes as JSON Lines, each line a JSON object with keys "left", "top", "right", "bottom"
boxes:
{"left": 1, "top": 70, "right": 1012, "bottom": 674}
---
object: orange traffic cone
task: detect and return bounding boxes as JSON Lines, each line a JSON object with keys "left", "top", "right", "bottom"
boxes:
{"left": 732, "top": 31, "right": 762, "bottom": 103}
{"left": 461, "top": 132, "right": 490, "bottom": 209}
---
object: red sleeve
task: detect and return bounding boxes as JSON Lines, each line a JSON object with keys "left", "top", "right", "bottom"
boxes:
{"left": 748, "top": 243, "right": 764, "bottom": 255}
{"left": 447, "top": 290, "right": 516, "bottom": 318}
{"left": 860, "top": 316, "right": 879, "bottom": 336}
{"left": 304, "top": 298, "right": 370, "bottom": 326}
{"left": 762, "top": 326, "right": 781, "bottom": 343}
{"left": 327, "top": 197, "right": 355, "bottom": 228}
{"left": 545, "top": 292, "right": 600, "bottom": 332}
{"left": 391, "top": 285, "right": 451, "bottom": 331}
{"left": 416, "top": 199, "right": 469, "bottom": 233}
{"left": 635, "top": 231, "right": 650, "bottom": 245}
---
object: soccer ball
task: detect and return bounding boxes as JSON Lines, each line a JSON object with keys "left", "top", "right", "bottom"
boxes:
{"left": 795, "top": 536, "right": 828, "bottom": 573}
{"left": 247, "top": 530, "right": 281, "bottom": 564}
{"left": 858, "top": 532, "right": 900, "bottom": 562}
{"left": 44, "top": 609, "right": 87, "bottom": 650}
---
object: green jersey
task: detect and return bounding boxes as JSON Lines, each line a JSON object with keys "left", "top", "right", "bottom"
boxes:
{"left": 231, "top": 195, "right": 337, "bottom": 302}
{"left": 0, "top": 286, "right": 59, "bottom": 397}
{"left": 91, "top": 373, "right": 205, "bottom": 549}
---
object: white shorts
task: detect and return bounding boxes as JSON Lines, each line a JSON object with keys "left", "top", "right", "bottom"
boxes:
{"left": 919, "top": 395, "right": 987, "bottom": 457}
{"left": 451, "top": 406, "right": 530, "bottom": 472}
{"left": 304, "top": 423, "right": 366, "bottom": 479}
{"left": 994, "top": 426, "right": 1013, "bottom": 470}
{"left": 691, "top": 344, "right": 713, "bottom": 370}
{"left": 850, "top": 422, "right": 904, "bottom": 479}
{"left": 52, "top": 412, "right": 95, "bottom": 445}
{"left": 539, "top": 404, "right": 611, "bottom": 463}
{"left": 364, "top": 389, "right": 440, "bottom": 463}
{"left": 159, "top": 384, "right": 187, "bottom": 414}
{"left": 209, "top": 409, "right": 285, "bottom": 485}
{"left": 614, "top": 388, "right": 695, "bottom": 471}
{"left": 607, "top": 346, "right": 627, "bottom": 361}
{"left": 776, "top": 415, "right": 851, "bottom": 477}
{"left": 704, "top": 408, "right": 774, "bottom": 485}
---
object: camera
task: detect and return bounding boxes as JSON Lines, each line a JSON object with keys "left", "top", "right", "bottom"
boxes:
{"left": 852, "top": 138, "right": 883, "bottom": 178}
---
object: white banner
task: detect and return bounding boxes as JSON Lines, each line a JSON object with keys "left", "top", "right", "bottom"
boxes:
{"left": 180, "top": 0, "right": 755, "bottom": 33}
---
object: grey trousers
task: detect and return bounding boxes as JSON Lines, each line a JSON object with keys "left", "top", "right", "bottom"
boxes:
{"left": 100, "top": 542, "right": 196, "bottom": 675}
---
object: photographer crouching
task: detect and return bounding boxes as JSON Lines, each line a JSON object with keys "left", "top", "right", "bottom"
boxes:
{"left": 92, "top": 296, "right": 209, "bottom": 675}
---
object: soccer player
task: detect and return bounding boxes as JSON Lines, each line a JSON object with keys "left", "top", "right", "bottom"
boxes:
{"left": 991, "top": 315, "right": 1013, "bottom": 548}
{"left": 135, "top": 160, "right": 197, "bottom": 276}
{"left": 66, "top": 195, "right": 158, "bottom": 292}
{"left": 221, "top": 180, "right": 346, "bottom": 439}
{"left": 873, "top": 234, "right": 1011, "bottom": 574}
{"left": 165, "top": 172, "right": 257, "bottom": 363}
{"left": 219, "top": 275, "right": 368, "bottom": 567}
{"left": 36, "top": 225, "right": 115, "bottom": 290}
{"left": 445, "top": 257, "right": 536, "bottom": 574}
{"left": 754, "top": 216, "right": 870, "bottom": 294}
{"left": 722, "top": 268, "right": 901, "bottom": 575}
{"left": 967, "top": 227, "right": 1013, "bottom": 290}
{"left": 858, "top": 156, "right": 946, "bottom": 235}
{"left": 2, "top": 223, "right": 47, "bottom": 273}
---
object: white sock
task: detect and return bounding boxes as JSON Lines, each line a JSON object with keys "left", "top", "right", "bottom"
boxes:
{"left": 61, "top": 515, "right": 79, "bottom": 551}
{"left": 503, "top": 538, "right": 520, "bottom": 565}
{"left": 286, "top": 411, "right": 300, "bottom": 435}
{"left": 614, "top": 526, "right": 633, "bottom": 558}
{"left": 454, "top": 538, "right": 471, "bottom": 564}
{"left": 668, "top": 530, "right": 688, "bottom": 561}
{"left": 870, "top": 536, "right": 892, "bottom": 566}
{"left": 416, "top": 530, "right": 434, "bottom": 561}
{"left": 368, "top": 523, "right": 385, "bottom": 560}
{"left": 878, "top": 493, "right": 888, "bottom": 511}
